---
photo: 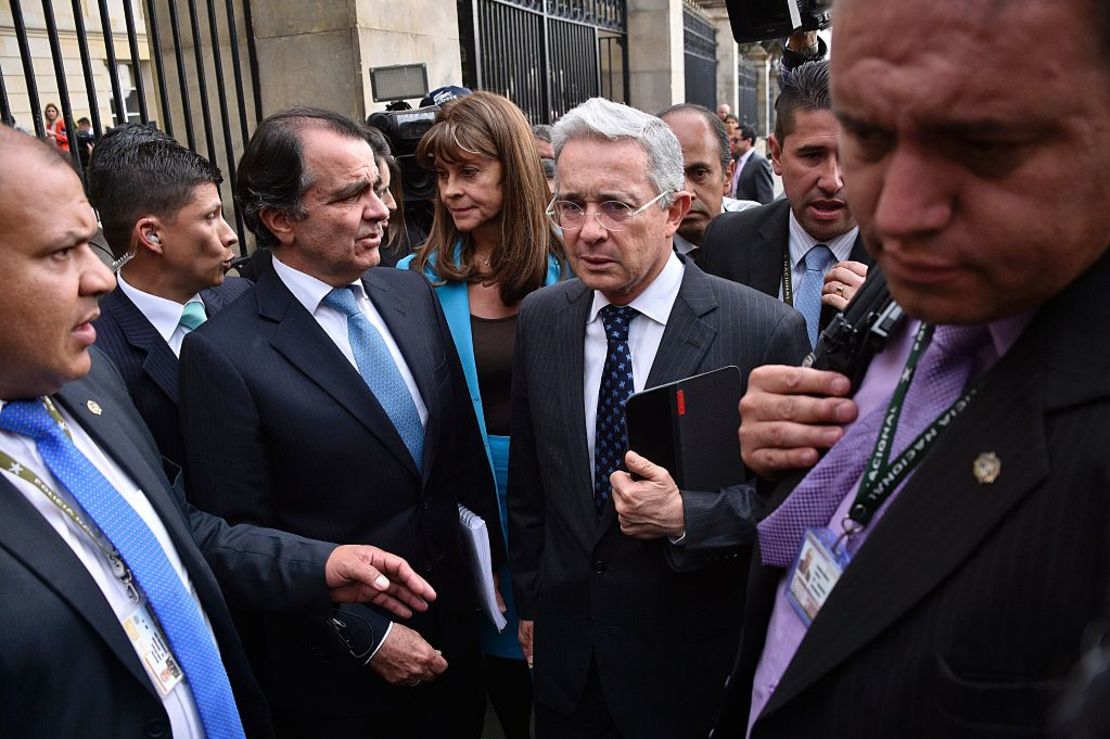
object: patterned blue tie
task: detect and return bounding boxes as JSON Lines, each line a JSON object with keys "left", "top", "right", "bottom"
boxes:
{"left": 323, "top": 286, "right": 424, "bottom": 469}
{"left": 593, "top": 304, "right": 639, "bottom": 514}
{"left": 795, "top": 244, "right": 836, "bottom": 348}
{"left": 0, "top": 399, "right": 246, "bottom": 739}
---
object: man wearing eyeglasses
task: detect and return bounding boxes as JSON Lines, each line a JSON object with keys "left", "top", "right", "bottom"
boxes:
{"left": 508, "top": 97, "right": 810, "bottom": 739}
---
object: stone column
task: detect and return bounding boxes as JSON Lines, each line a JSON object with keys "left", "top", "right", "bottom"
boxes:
{"left": 626, "top": 0, "right": 685, "bottom": 112}
{"left": 705, "top": 5, "right": 737, "bottom": 113}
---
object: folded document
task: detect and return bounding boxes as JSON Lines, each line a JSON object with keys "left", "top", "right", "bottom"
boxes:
{"left": 458, "top": 505, "right": 507, "bottom": 632}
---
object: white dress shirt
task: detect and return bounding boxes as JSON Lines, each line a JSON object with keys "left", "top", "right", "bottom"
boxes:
{"left": 0, "top": 399, "right": 209, "bottom": 739}
{"left": 116, "top": 273, "right": 204, "bottom": 358}
{"left": 271, "top": 256, "right": 428, "bottom": 426}
{"left": 584, "top": 252, "right": 685, "bottom": 483}
{"left": 780, "top": 212, "right": 859, "bottom": 301}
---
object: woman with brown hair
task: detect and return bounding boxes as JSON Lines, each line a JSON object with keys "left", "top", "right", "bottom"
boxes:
{"left": 399, "top": 90, "right": 562, "bottom": 738}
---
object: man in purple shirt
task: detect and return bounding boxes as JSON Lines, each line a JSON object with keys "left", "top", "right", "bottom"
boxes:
{"left": 711, "top": 0, "right": 1110, "bottom": 736}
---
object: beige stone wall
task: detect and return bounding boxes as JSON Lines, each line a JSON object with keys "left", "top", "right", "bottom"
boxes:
{"left": 626, "top": 0, "right": 685, "bottom": 113}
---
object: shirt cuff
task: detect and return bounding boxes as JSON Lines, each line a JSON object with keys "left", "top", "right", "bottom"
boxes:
{"left": 668, "top": 531, "right": 687, "bottom": 545}
{"left": 364, "top": 621, "right": 394, "bottom": 664}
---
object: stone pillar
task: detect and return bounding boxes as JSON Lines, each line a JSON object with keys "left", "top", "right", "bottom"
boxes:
{"left": 626, "top": 0, "right": 685, "bottom": 112}
{"left": 705, "top": 6, "right": 737, "bottom": 113}
{"left": 246, "top": 0, "right": 463, "bottom": 121}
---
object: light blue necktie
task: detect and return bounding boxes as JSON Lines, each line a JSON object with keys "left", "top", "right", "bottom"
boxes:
{"left": 593, "top": 304, "right": 639, "bottom": 514}
{"left": 0, "top": 400, "right": 246, "bottom": 739}
{"left": 795, "top": 244, "right": 836, "bottom": 348}
{"left": 323, "top": 286, "right": 424, "bottom": 469}
{"left": 178, "top": 301, "right": 207, "bottom": 332}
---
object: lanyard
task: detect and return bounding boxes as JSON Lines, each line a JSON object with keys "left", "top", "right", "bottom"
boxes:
{"left": 844, "top": 323, "right": 979, "bottom": 533}
{"left": 781, "top": 248, "right": 794, "bottom": 307}
{"left": 0, "top": 398, "right": 140, "bottom": 603}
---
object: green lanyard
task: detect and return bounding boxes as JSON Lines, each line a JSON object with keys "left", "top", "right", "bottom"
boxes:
{"left": 0, "top": 397, "right": 140, "bottom": 602}
{"left": 845, "top": 323, "right": 979, "bottom": 533}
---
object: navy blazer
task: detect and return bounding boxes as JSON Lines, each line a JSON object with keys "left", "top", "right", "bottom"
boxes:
{"left": 92, "top": 276, "right": 251, "bottom": 470}
{"left": 178, "top": 264, "right": 500, "bottom": 721}
{"left": 0, "top": 348, "right": 340, "bottom": 737}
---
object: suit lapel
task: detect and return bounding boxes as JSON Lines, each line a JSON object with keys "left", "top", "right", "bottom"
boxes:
{"left": 848, "top": 232, "right": 870, "bottom": 265}
{"left": 103, "top": 290, "right": 180, "bottom": 404}
{"left": 763, "top": 328, "right": 1051, "bottom": 716}
{"left": 363, "top": 272, "right": 441, "bottom": 485}
{"left": 750, "top": 200, "right": 791, "bottom": 299}
{"left": 258, "top": 268, "right": 421, "bottom": 478}
{"left": 597, "top": 262, "right": 718, "bottom": 539}
{"left": 0, "top": 473, "right": 156, "bottom": 695}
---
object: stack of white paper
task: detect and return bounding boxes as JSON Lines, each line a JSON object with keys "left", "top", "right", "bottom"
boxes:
{"left": 458, "top": 504, "right": 508, "bottom": 632}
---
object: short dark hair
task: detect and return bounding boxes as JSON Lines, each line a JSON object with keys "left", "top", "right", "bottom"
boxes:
{"left": 86, "top": 124, "right": 172, "bottom": 214}
{"left": 738, "top": 123, "right": 758, "bottom": 144}
{"left": 77, "top": 117, "right": 91, "bottom": 126}
{"left": 90, "top": 137, "right": 223, "bottom": 258}
{"left": 658, "top": 102, "right": 731, "bottom": 176}
{"left": 774, "top": 60, "right": 831, "bottom": 143}
{"left": 724, "top": 113, "right": 740, "bottom": 126}
{"left": 236, "top": 107, "right": 369, "bottom": 249}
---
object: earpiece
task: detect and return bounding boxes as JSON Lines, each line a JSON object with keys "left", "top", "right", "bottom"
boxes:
{"left": 148, "top": 233, "right": 161, "bottom": 244}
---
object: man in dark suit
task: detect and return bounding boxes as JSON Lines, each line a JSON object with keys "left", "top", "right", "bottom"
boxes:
{"left": 728, "top": 124, "right": 773, "bottom": 205}
{"left": 700, "top": 62, "right": 871, "bottom": 347}
{"left": 89, "top": 129, "right": 249, "bottom": 471}
{"left": 713, "top": 0, "right": 1110, "bottom": 735}
{"left": 0, "top": 120, "right": 436, "bottom": 738}
{"left": 509, "top": 98, "right": 809, "bottom": 739}
{"left": 178, "top": 108, "right": 502, "bottom": 738}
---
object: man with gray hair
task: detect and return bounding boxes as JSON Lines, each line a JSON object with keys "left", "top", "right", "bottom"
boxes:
{"left": 507, "top": 97, "right": 808, "bottom": 738}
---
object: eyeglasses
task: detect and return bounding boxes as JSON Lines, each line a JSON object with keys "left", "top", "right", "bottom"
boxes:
{"left": 545, "top": 190, "right": 672, "bottom": 232}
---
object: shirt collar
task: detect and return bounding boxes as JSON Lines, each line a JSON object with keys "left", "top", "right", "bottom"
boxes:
{"left": 588, "top": 251, "right": 685, "bottom": 327}
{"left": 271, "top": 254, "right": 366, "bottom": 314}
{"left": 672, "top": 233, "right": 697, "bottom": 256}
{"left": 735, "top": 148, "right": 755, "bottom": 169}
{"left": 787, "top": 210, "right": 859, "bottom": 268}
{"left": 116, "top": 273, "right": 200, "bottom": 343}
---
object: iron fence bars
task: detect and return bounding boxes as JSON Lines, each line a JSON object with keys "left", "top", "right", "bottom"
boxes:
{"left": 144, "top": 0, "right": 175, "bottom": 136}
{"left": 94, "top": 0, "right": 130, "bottom": 127}
{"left": 462, "top": 0, "right": 627, "bottom": 124}
{"left": 120, "top": 0, "right": 150, "bottom": 123}
{"left": 70, "top": 0, "right": 105, "bottom": 136}
{"left": 10, "top": 0, "right": 45, "bottom": 137}
{"left": 40, "top": 0, "right": 85, "bottom": 176}
{"left": 682, "top": 3, "right": 716, "bottom": 110}
{"left": 737, "top": 56, "right": 758, "bottom": 133}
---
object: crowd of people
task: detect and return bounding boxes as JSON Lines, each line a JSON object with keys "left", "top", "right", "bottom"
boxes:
{"left": 0, "top": 0, "right": 1108, "bottom": 737}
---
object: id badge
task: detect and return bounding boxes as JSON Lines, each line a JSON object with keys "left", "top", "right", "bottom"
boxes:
{"left": 122, "top": 604, "right": 184, "bottom": 696}
{"left": 785, "top": 528, "right": 852, "bottom": 627}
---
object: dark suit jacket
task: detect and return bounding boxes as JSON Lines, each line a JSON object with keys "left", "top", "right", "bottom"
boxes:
{"left": 734, "top": 150, "right": 774, "bottom": 205}
{"left": 178, "top": 264, "right": 500, "bottom": 721}
{"left": 697, "top": 198, "right": 872, "bottom": 333}
{"left": 508, "top": 258, "right": 809, "bottom": 739}
{"left": 92, "top": 276, "right": 251, "bottom": 469}
{"left": 0, "top": 348, "right": 339, "bottom": 738}
{"left": 713, "top": 250, "right": 1110, "bottom": 738}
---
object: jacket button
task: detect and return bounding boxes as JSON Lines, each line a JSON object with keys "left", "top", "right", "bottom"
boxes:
{"left": 421, "top": 500, "right": 430, "bottom": 511}
{"left": 424, "top": 561, "right": 433, "bottom": 573}
{"left": 146, "top": 719, "right": 167, "bottom": 737}
{"left": 592, "top": 559, "right": 606, "bottom": 574}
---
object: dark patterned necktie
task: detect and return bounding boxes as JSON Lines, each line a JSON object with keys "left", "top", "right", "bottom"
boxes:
{"left": 593, "top": 304, "right": 639, "bottom": 514}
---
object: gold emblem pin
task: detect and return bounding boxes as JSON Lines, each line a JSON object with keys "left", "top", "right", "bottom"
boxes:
{"left": 86, "top": 400, "right": 103, "bottom": 416}
{"left": 972, "top": 452, "right": 1001, "bottom": 484}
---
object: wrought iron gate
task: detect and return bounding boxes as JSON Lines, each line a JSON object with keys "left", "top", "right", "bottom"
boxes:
{"left": 682, "top": 4, "right": 716, "bottom": 109}
{"left": 1, "top": 0, "right": 262, "bottom": 252}
{"left": 737, "top": 56, "right": 760, "bottom": 134}
{"left": 460, "top": 0, "right": 628, "bottom": 124}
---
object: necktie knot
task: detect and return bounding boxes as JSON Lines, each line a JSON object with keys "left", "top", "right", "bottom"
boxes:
{"left": 803, "top": 244, "right": 835, "bottom": 274}
{"left": 178, "top": 301, "right": 207, "bottom": 332}
{"left": 599, "top": 304, "right": 639, "bottom": 343}
{"left": 323, "top": 286, "right": 362, "bottom": 318}
{"left": 931, "top": 324, "right": 992, "bottom": 359}
{"left": 0, "top": 399, "right": 58, "bottom": 442}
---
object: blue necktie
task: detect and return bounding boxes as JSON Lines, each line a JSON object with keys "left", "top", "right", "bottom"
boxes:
{"left": 178, "top": 301, "right": 207, "bottom": 332}
{"left": 593, "top": 304, "right": 639, "bottom": 514}
{"left": 0, "top": 400, "right": 246, "bottom": 739}
{"left": 795, "top": 244, "right": 836, "bottom": 348}
{"left": 323, "top": 286, "right": 424, "bottom": 469}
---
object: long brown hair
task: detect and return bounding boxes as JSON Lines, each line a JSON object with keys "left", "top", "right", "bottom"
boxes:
{"left": 410, "top": 91, "right": 558, "bottom": 306}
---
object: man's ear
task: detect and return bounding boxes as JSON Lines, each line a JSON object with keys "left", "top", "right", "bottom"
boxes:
{"left": 133, "top": 217, "right": 164, "bottom": 255}
{"left": 768, "top": 134, "right": 784, "bottom": 177}
{"left": 257, "top": 207, "right": 297, "bottom": 247}
{"left": 663, "top": 191, "right": 692, "bottom": 238}
{"left": 722, "top": 160, "right": 735, "bottom": 197}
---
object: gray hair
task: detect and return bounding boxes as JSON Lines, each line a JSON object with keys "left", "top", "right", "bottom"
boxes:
{"left": 552, "top": 97, "right": 684, "bottom": 208}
